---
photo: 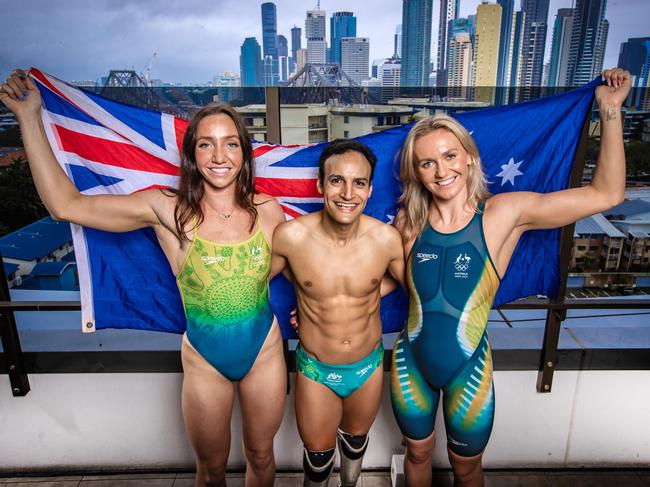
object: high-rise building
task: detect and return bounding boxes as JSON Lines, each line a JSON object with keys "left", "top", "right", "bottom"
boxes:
{"left": 618, "top": 37, "right": 650, "bottom": 78}
{"left": 263, "top": 56, "right": 277, "bottom": 86}
{"left": 296, "top": 48, "right": 308, "bottom": 72}
{"left": 279, "top": 56, "right": 290, "bottom": 81}
{"left": 306, "top": 9, "right": 327, "bottom": 64}
{"left": 216, "top": 72, "right": 240, "bottom": 103}
{"left": 291, "top": 26, "right": 302, "bottom": 74}
{"left": 436, "top": 0, "right": 459, "bottom": 86}
{"left": 520, "top": 0, "right": 550, "bottom": 98}
{"left": 496, "top": 0, "right": 516, "bottom": 89}
{"left": 372, "top": 58, "right": 385, "bottom": 78}
{"left": 261, "top": 3, "right": 278, "bottom": 58}
{"left": 509, "top": 10, "right": 526, "bottom": 91}
{"left": 448, "top": 28, "right": 473, "bottom": 99}
{"left": 618, "top": 37, "right": 650, "bottom": 109}
{"left": 548, "top": 8, "right": 574, "bottom": 87}
{"left": 291, "top": 26, "right": 302, "bottom": 60}
{"left": 467, "top": 14, "right": 477, "bottom": 45}
{"left": 394, "top": 25, "right": 402, "bottom": 58}
{"left": 473, "top": 3, "right": 502, "bottom": 103}
{"left": 240, "top": 37, "right": 263, "bottom": 86}
{"left": 381, "top": 58, "right": 401, "bottom": 86}
{"left": 277, "top": 35, "right": 288, "bottom": 58}
{"left": 381, "top": 57, "right": 402, "bottom": 101}
{"left": 566, "top": 0, "right": 608, "bottom": 86}
{"left": 330, "top": 12, "right": 357, "bottom": 65}
{"left": 401, "top": 0, "right": 434, "bottom": 86}
{"left": 261, "top": 2, "right": 278, "bottom": 86}
{"left": 341, "top": 37, "right": 370, "bottom": 85}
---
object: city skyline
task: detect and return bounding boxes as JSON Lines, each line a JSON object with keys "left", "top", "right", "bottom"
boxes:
{"left": 1, "top": 0, "right": 648, "bottom": 84}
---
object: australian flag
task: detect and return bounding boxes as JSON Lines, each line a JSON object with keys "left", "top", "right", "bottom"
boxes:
{"left": 30, "top": 68, "right": 597, "bottom": 338}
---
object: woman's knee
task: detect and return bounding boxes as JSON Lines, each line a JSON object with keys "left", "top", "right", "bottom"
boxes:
{"left": 196, "top": 459, "right": 227, "bottom": 486}
{"left": 448, "top": 449, "right": 483, "bottom": 480}
{"left": 244, "top": 444, "right": 274, "bottom": 473}
{"left": 404, "top": 433, "right": 436, "bottom": 465}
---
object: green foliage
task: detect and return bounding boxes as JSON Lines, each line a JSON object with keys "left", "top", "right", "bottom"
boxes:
{"left": 0, "top": 126, "right": 22, "bottom": 147}
{"left": 585, "top": 136, "right": 599, "bottom": 163}
{"left": 625, "top": 139, "right": 650, "bottom": 179}
{"left": 585, "top": 136, "right": 650, "bottom": 179}
{"left": 0, "top": 156, "right": 47, "bottom": 236}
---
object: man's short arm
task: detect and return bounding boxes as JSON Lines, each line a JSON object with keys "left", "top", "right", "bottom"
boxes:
{"left": 270, "top": 223, "right": 290, "bottom": 280}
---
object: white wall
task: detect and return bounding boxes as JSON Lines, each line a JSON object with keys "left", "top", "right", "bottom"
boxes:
{"left": 1, "top": 370, "right": 650, "bottom": 473}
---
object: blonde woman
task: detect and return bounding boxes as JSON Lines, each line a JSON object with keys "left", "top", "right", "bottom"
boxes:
{"left": 390, "top": 68, "right": 630, "bottom": 487}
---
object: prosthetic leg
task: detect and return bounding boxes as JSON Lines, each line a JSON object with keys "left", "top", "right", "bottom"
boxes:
{"left": 337, "top": 429, "right": 369, "bottom": 487}
{"left": 303, "top": 447, "right": 336, "bottom": 487}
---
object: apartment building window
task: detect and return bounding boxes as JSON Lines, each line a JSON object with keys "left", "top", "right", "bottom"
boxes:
{"left": 344, "top": 116, "right": 350, "bottom": 124}
{"left": 344, "top": 131, "right": 350, "bottom": 138}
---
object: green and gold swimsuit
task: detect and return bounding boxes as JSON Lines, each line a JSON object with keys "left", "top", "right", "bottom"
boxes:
{"left": 176, "top": 219, "right": 274, "bottom": 380}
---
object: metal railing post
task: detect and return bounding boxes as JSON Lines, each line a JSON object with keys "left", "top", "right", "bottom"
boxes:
{"left": 265, "top": 86, "right": 281, "bottom": 145}
{"left": 536, "top": 104, "right": 592, "bottom": 393}
{"left": 0, "top": 254, "right": 30, "bottom": 396}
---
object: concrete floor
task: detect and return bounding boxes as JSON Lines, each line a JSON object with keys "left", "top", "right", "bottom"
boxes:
{"left": 1, "top": 470, "right": 649, "bottom": 486}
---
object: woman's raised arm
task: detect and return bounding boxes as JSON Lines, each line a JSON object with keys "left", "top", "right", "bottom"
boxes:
{"left": 502, "top": 68, "right": 631, "bottom": 233}
{"left": 0, "top": 69, "right": 165, "bottom": 233}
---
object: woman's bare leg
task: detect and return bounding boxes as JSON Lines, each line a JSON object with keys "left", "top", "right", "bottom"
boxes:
{"left": 238, "top": 321, "right": 287, "bottom": 487}
{"left": 181, "top": 335, "right": 234, "bottom": 487}
{"left": 403, "top": 432, "right": 436, "bottom": 487}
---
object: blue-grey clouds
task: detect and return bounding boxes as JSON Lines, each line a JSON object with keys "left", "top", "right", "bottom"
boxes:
{"left": 1, "top": 0, "right": 647, "bottom": 83}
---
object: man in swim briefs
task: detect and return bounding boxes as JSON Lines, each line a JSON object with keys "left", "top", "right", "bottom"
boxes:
{"left": 271, "top": 139, "right": 405, "bottom": 487}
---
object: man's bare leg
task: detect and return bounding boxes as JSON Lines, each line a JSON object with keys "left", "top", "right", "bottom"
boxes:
{"left": 403, "top": 432, "right": 436, "bottom": 487}
{"left": 239, "top": 322, "right": 287, "bottom": 487}
{"left": 338, "top": 366, "right": 383, "bottom": 486}
{"left": 181, "top": 335, "right": 234, "bottom": 487}
{"left": 448, "top": 449, "right": 484, "bottom": 487}
{"left": 295, "top": 372, "right": 343, "bottom": 486}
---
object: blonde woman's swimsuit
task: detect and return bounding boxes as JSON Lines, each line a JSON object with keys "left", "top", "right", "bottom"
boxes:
{"left": 176, "top": 219, "right": 273, "bottom": 381}
{"left": 390, "top": 206, "right": 499, "bottom": 457}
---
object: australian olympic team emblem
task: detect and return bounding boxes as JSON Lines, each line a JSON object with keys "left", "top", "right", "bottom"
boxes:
{"left": 251, "top": 246, "right": 263, "bottom": 265}
{"left": 454, "top": 253, "right": 472, "bottom": 277}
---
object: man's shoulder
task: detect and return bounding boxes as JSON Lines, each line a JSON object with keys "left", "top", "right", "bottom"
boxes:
{"left": 361, "top": 215, "right": 402, "bottom": 245}
{"left": 276, "top": 213, "right": 317, "bottom": 240}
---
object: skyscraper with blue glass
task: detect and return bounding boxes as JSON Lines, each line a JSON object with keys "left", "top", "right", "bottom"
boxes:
{"left": 566, "top": 0, "right": 608, "bottom": 86}
{"left": 401, "top": 0, "right": 433, "bottom": 86}
{"left": 261, "top": 2, "right": 279, "bottom": 85}
{"left": 330, "top": 11, "right": 357, "bottom": 65}
{"left": 496, "top": 0, "right": 515, "bottom": 88}
{"left": 548, "top": 8, "right": 574, "bottom": 87}
{"left": 261, "top": 2, "right": 278, "bottom": 59}
{"left": 240, "top": 37, "right": 262, "bottom": 86}
{"left": 436, "top": 0, "right": 459, "bottom": 86}
{"left": 520, "top": 0, "right": 550, "bottom": 98}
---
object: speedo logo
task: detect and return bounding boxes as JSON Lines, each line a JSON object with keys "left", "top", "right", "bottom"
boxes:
{"left": 326, "top": 372, "right": 343, "bottom": 383}
{"left": 201, "top": 255, "right": 226, "bottom": 265}
{"left": 416, "top": 252, "right": 439, "bottom": 264}
{"left": 356, "top": 363, "right": 374, "bottom": 377}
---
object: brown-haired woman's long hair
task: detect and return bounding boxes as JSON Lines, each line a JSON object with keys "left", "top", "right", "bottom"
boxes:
{"left": 399, "top": 115, "right": 490, "bottom": 241}
{"left": 171, "top": 103, "right": 257, "bottom": 240}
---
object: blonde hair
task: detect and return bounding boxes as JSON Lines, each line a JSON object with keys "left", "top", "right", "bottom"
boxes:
{"left": 399, "top": 115, "right": 490, "bottom": 240}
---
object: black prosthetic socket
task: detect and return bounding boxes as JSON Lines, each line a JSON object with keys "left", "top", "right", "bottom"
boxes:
{"left": 337, "top": 430, "right": 369, "bottom": 460}
{"left": 303, "top": 447, "right": 335, "bottom": 483}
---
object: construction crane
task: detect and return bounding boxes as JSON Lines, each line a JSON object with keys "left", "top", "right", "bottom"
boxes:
{"left": 142, "top": 52, "right": 157, "bottom": 86}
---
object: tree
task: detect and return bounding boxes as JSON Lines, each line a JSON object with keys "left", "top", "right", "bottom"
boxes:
{"left": 625, "top": 140, "right": 650, "bottom": 179}
{"left": 0, "top": 126, "right": 22, "bottom": 146}
{"left": 0, "top": 156, "right": 47, "bottom": 236}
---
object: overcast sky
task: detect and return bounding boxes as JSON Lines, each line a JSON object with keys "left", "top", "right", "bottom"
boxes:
{"left": 1, "top": 0, "right": 648, "bottom": 84}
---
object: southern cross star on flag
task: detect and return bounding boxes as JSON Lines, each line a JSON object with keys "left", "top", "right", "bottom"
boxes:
{"left": 29, "top": 68, "right": 597, "bottom": 338}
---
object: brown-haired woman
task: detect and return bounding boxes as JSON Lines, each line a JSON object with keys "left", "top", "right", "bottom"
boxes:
{"left": 391, "top": 68, "right": 630, "bottom": 487}
{"left": 1, "top": 70, "right": 287, "bottom": 487}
